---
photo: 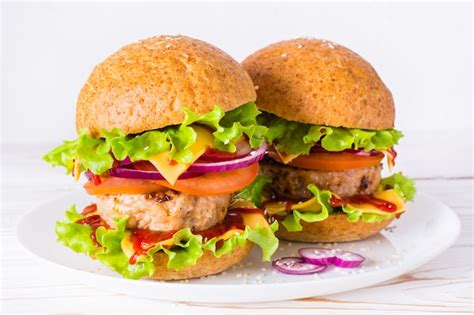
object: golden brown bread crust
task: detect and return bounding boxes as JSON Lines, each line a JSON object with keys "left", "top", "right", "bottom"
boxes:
{"left": 77, "top": 35, "right": 256, "bottom": 136}
{"left": 276, "top": 213, "right": 393, "bottom": 242}
{"left": 148, "top": 241, "right": 253, "bottom": 280}
{"left": 242, "top": 38, "right": 395, "bottom": 130}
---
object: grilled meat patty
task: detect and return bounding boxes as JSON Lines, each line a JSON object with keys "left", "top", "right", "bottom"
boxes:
{"left": 96, "top": 190, "right": 231, "bottom": 231}
{"left": 260, "top": 159, "right": 382, "bottom": 200}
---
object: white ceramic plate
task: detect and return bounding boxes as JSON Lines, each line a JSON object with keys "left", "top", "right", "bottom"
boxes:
{"left": 17, "top": 191, "right": 460, "bottom": 303}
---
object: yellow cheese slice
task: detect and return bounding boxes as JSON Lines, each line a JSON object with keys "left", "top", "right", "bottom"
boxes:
{"left": 147, "top": 126, "right": 214, "bottom": 185}
{"left": 73, "top": 159, "right": 81, "bottom": 181}
{"left": 275, "top": 149, "right": 300, "bottom": 164}
{"left": 215, "top": 229, "right": 244, "bottom": 241}
{"left": 346, "top": 189, "right": 406, "bottom": 215}
{"left": 263, "top": 188, "right": 406, "bottom": 216}
{"left": 240, "top": 211, "right": 272, "bottom": 232}
{"left": 264, "top": 197, "right": 322, "bottom": 215}
{"left": 230, "top": 200, "right": 256, "bottom": 209}
{"left": 121, "top": 232, "right": 177, "bottom": 260}
{"left": 121, "top": 232, "right": 135, "bottom": 259}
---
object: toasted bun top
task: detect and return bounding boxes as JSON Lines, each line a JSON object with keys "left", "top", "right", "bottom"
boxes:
{"left": 76, "top": 35, "right": 256, "bottom": 136}
{"left": 242, "top": 38, "right": 395, "bottom": 130}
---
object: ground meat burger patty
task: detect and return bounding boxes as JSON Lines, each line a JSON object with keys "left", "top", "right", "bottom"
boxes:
{"left": 260, "top": 159, "right": 382, "bottom": 200}
{"left": 96, "top": 190, "right": 231, "bottom": 231}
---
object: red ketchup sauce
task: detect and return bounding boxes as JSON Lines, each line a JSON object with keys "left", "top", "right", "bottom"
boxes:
{"left": 129, "top": 229, "right": 177, "bottom": 265}
{"left": 75, "top": 212, "right": 110, "bottom": 247}
{"left": 387, "top": 147, "right": 398, "bottom": 166}
{"left": 260, "top": 199, "right": 294, "bottom": 222}
{"left": 195, "top": 210, "right": 246, "bottom": 241}
{"left": 81, "top": 204, "right": 97, "bottom": 215}
{"left": 128, "top": 209, "right": 263, "bottom": 265}
{"left": 329, "top": 195, "right": 397, "bottom": 213}
{"left": 77, "top": 206, "right": 264, "bottom": 265}
{"left": 84, "top": 173, "right": 102, "bottom": 186}
{"left": 229, "top": 207, "right": 265, "bottom": 215}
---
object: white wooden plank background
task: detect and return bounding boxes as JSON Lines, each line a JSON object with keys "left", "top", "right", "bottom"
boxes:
{"left": 1, "top": 129, "right": 473, "bottom": 314}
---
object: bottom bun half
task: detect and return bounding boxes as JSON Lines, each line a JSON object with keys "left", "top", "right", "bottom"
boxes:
{"left": 276, "top": 213, "right": 393, "bottom": 243}
{"left": 147, "top": 241, "right": 253, "bottom": 281}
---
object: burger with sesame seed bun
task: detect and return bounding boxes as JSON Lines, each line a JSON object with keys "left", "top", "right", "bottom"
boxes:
{"left": 44, "top": 35, "right": 278, "bottom": 280}
{"left": 242, "top": 38, "right": 416, "bottom": 243}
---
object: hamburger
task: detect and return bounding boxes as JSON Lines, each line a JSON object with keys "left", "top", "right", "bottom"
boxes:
{"left": 44, "top": 35, "right": 278, "bottom": 280}
{"left": 242, "top": 38, "right": 416, "bottom": 242}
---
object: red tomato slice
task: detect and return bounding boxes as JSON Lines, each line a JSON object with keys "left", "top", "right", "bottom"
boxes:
{"left": 84, "top": 163, "right": 259, "bottom": 196}
{"left": 84, "top": 177, "right": 168, "bottom": 195}
{"left": 156, "top": 163, "right": 259, "bottom": 196}
{"left": 284, "top": 151, "right": 384, "bottom": 171}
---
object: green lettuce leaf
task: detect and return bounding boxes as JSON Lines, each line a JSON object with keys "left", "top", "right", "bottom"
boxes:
{"left": 276, "top": 175, "right": 414, "bottom": 230}
{"left": 44, "top": 129, "right": 114, "bottom": 175}
{"left": 380, "top": 172, "right": 416, "bottom": 201}
{"left": 55, "top": 205, "right": 278, "bottom": 279}
{"left": 337, "top": 172, "right": 416, "bottom": 223}
{"left": 95, "top": 217, "right": 155, "bottom": 279}
{"left": 234, "top": 175, "right": 272, "bottom": 207}
{"left": 150, "top": 229, "right": 204, "bottom": 271}
{"left": 202, "top": 220, "right": 278, "bottom": 261}
{"left": 280, "top": 185, "right": 333, "bottom": 232}
{"left": 101, "top": 128, "right": 170, "bottom": 162}
{"left": 55, "top": 205, "right": 97, "bottom": 254}
{"left": 245, "top": 221, "right": 279, "bottom": 261}
{"left": 259, "top": 112, "right": 403, "bottom": 154}
{"left": 341, "top": 204, "right": 395, "bottom": 223}
{"left": 44, "top": 102, "right": 267, "bottom": 175}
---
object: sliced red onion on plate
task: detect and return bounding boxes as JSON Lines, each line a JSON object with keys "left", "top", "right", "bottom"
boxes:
{"left": 333, "top": 251, "right": 365, "bottom": 268}
{"left": 298, "top": 247, "right": 365, "bottom": 269}
{"left": 272, "top": 257, "right": 327, "bottom": 275}
{"left": 298, "top": 248, "right": 337, "bottom": 266}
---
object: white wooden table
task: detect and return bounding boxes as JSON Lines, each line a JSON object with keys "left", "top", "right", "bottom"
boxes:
{"left": 2, "top": 129, "right": 473, "bottom": 314}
